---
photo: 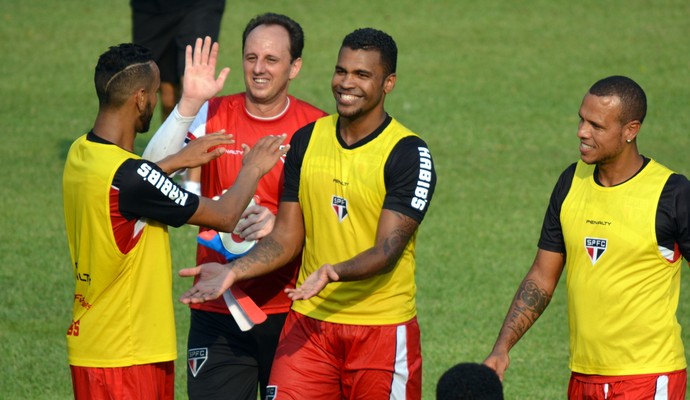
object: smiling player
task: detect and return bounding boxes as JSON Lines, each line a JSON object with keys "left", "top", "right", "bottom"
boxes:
{"left": 484, "top": 76, "right": 690, "bottom": 398}
{"left": 178, "top": 27, "right": 437, "bottom": 400}
{"left": 143, "top": 13, "right": 326, "bottom": 400}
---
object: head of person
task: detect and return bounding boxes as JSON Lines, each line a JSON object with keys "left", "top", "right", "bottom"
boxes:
{"left": 332, "top": 28, "right": 398, "bottom": 121}
{"left": 436, "top": 363, "right": 504, "bottom": 400}
{"left": 241, "top": 13, "right": 304, "bottom": 107}
{"left": 577, "top": 75, "right": 647, "bottom": 165}
{"left": 94, "top": 43, "right": 159, "bottom": 133}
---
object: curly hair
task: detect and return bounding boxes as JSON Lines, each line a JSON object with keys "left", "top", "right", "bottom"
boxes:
{"left": 94, "top": 43, "right": 154, "bottom": 108}
{"left": 436, "top": 363, "right": 504, "bottom": 400}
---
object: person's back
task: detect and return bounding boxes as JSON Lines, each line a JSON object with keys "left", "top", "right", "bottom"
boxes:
{"left": 64, "top": 38, "right": 288, "bottom": 399}
{"left": 63, "top": 133, "right": 176, "bottom": 367}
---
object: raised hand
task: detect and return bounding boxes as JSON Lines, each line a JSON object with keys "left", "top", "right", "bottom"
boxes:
{"left": 178, "top": 36, "right": 231, "bottom": 116}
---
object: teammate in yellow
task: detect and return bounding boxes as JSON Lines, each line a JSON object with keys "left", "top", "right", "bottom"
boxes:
{"left": 62, "top": 38, "right": 287, "bottom": 399}
{"left": 484, "top": 76, "right": 690, "bottom": 398}
{"left": 178, "top": 28, "right": 437, "bottom": 399}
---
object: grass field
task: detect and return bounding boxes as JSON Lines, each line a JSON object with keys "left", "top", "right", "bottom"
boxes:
{"left": 2, "top": 0, "right": 690, "bottom": 398}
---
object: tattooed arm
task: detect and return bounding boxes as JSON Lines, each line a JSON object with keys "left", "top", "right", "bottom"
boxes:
{"left": 178, "top": 201, "right": 305, "bottom": 304}
{"left": 286, "top": 209, "right": 419, "bottom": 300}
{"left": 483, "top": 249, "right": 565, "bottom": 381}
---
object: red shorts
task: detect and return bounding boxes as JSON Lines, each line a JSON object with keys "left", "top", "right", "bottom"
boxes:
{"left": 267, "top": 310, "right": 422, "bottom": 400}
{"left": 70, "top": 361, "right": 174, "bottom": 400}
{"left": 568, "top": 369, "right": 687, "bottom": 400}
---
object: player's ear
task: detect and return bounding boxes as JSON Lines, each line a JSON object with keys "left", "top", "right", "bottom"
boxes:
{"left": 624, "top": 119, "right": 641, "bottom": 142}
{"left": 135, "top": 88, "right": 146, "bottom": 111}
{"left": 383, "top": 73, "right": 396, "bottom": 94}
{"left": 289, "top": 57, "right": 302, "bottom": 80}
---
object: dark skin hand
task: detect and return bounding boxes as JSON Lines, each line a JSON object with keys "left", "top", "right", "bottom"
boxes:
{"left": 483, "top": 249, "right": 564, "bottom": 381}
{"left": 156, "top": 131, "right": 234, "bottom": 174}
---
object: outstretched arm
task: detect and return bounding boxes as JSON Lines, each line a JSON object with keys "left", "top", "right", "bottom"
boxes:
{"left": 155, "top": 131, "right": 232, "bottom": 175}
{"left": 483, "top": 249, "right": 565, "bottom": 381}
{"left": 179, "top": 201, "right": 306, "bottom": 304}
{"left": 143, "top": 36, "right": 230, "bottom": 163}
{"left": 286, "top": 209, "right": 418, "bottom": 300}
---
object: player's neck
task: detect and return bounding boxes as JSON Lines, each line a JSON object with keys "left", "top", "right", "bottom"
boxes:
{"left": 596, "top": 152, "right": 644, "bottom": 187}
{"left": 92, "top": 111, "right": 136, "bottom": 152}
{"left": 338, "top": 108, "right": 387, "bottom": 146}
{"left": 245, "top": 96, "right": 290, "bottom": 120}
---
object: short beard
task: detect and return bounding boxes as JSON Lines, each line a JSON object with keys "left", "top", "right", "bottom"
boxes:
{"left": 336, "top": 104, "right": 362, "bottom": 119}
{"left": 138, "top": 100, "right": 154, "bottom": 133}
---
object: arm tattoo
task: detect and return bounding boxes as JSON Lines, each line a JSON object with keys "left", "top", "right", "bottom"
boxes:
{"left": 505, "top": 279, "right": 552, "bottom": 346}
{"left": 381, "top": 212, "right": 417, "bottom": 272}
{"left": 337, "top": 212, "right": 418, "bottom": 279}
{"left": 231, "top": 236, "right": 284, "bottom": 276}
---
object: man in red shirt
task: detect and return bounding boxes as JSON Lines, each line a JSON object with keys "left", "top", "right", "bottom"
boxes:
{"left": 143, "top": 13, "right": 326, "bottom": 400}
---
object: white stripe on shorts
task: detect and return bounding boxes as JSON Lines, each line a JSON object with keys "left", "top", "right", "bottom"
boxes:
{"left": 389, "top": 325, "right": 409, "bottom": 400}
{"left": 655, "top": 374, "right": 669, "bottom": 400}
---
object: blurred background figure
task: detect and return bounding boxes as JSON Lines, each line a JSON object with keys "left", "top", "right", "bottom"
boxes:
{"left": 437, "top": 363, "right": 504, "bottom": 400}
{"left": 131, "top": 0, "right": 226, "bottom": 194}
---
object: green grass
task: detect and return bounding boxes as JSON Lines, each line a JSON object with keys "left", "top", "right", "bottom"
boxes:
{"left": 2, "top": 0, "right": 690, "bottom": 398}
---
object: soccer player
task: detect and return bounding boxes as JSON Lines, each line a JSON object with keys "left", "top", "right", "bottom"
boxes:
{"left": 484, "top": 76, "right": 690, "bottom": 398}
{"left": 62, "top": 39, "right": 287, "bottom": 400}
{"left": 178, "top": 27, "right": 437, "bottom": 400}
{"left": 143, "top": 13, "right": 326, "bottom": 400}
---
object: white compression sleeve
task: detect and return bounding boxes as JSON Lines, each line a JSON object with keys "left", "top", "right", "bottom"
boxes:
{"left": 142, "top": 104, "right": 197, "bottom": 162}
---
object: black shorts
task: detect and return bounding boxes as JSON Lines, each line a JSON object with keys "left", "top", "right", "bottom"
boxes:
{"left": 187, "top": 309, "right": 287, "bottom": 400}
{"left": 131, "top": 0, "right": 225, "bottom": 84}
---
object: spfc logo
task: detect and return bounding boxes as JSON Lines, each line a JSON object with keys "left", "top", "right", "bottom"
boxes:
{"left": 188, "top": 347, "right": 208, "bottom": 377}
{"left": 584, "top": 237, "right": 607, "bottom": 265}
{"left": 265, "top": 385, "right": 277, "bottom": 400}
{"left": 332, "top": 195, "right": 348, "bottom": 222}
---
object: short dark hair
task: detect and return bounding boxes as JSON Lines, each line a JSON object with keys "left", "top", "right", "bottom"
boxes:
{"left": 94, "top": 43, "right": 154, "bottom": 108}
{"left": 436, "top": 363, "right": 504, "bottom": 400}
{"left": 588, "top": 75, "right": 647, "bottom": 124}
{"left": 341, "top": 28, "right": 397, "bottom": 76}
{"left": 242, "top": 13, "right": 304, "bottom": 62}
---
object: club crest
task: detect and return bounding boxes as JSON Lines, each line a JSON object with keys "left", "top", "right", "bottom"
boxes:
{"left": 584, "top": 237, "right": 607, "bottom": 265}
{"left": 188, "top": 347, "right": 209, "bottom": 377}
{"left": 265, "top": 385, "right": 277, "bottom": 400}
{"left": 332, "top": 195, "right": 348, "bottom": 222}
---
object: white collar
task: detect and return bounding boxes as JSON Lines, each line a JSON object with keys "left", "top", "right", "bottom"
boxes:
{"left": 245, "top": 97, "right": 290, "bottom": 121}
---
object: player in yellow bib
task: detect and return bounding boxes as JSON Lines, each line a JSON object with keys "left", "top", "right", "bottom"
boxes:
{"left": 63, "top": 38, "right": 287, "bottom": 400}
{"left": 179, "top": 28, "right": 437, "bottom": 400}
{"left": 484, "top": 76, "right": 690, "bottom": 398}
